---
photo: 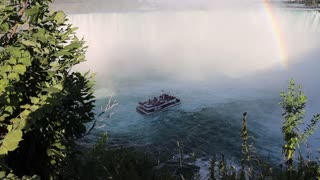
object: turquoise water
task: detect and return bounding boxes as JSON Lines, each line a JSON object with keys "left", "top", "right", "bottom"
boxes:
{"left": 93, "top": 80, "right": 284, "bottom": 160}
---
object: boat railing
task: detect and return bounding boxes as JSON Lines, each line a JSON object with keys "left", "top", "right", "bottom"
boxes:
{"left": 140, "top": 94, "right": 177, "bottom": 108}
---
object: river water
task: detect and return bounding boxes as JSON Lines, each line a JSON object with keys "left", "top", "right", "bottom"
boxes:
{"left": 59, "top": 1, "right": 320, "bottom": 178}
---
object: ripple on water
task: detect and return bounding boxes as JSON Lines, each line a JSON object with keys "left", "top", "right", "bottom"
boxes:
{"left": 97, "top": 97, "right": 283, "bottom": 164}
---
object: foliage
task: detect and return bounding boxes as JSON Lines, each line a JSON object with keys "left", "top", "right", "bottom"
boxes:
{"left": 0, "top": 172, "right": 40, "bottom": 180}
{"left": 240, "top": 112, "right": 256, "bottom": 179}
{"left": 209, "top": 155, "right": 217, "bottom": 180}
{"left": 208, "top": 111, "right": 319, "bottom": 180}
{"left": 0, "top": 0, "right": 95, "bottom": 178}
{"left": 305, "top": 0, "right": 318, "bottom": 5}
{"left": 209, "top": 154, "right": 240, "bottom": 180}
{"left": 214, "top": 78, "right": 320, "bottom": 179}
{"left": 279, "top": 78, "right": 320, "bottom": 172}
{"left": 64, "top": 134, "right": 174, "bottom": 180}
{"left": 289, "top": 0, "right": 320, "bottom": 5}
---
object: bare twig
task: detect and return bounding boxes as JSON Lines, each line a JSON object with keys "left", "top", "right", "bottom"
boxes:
{"left": 180, "top": 174, "right": 186, "bottom": 180}
{"left": 85, "top": 96, "right": 118, "bottom": 136}
{"left": 177, "top": 140, "right": 183, "bottom": 168}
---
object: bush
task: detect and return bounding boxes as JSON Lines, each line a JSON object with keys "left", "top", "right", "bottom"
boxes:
{"left": 0, "top": 0, "right": 95, "bottom": 178}
{"left": 64, "top": 134, "right": 173, "bottom": 180}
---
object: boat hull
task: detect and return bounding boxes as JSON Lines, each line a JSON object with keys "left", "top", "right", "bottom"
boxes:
{"left": 136, "top": 101, "right": 181, "bottom": 115}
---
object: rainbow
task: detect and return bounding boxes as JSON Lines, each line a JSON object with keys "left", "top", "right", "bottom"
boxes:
{"left": 262, "top": 0, "right": 289, "bottom": 69}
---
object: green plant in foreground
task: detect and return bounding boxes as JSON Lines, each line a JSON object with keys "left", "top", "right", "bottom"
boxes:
{"left": 239, "top": 112, "right": 262, "bottom": 180}
{"left": 279, "top": 78, "right": 320, "bottom": 174}
{"left": 240, "top": 112, "right": 253, "bottom": 179}
{"left": 0, "top": 0, "right": 95, "bottom": 178}
{"left": 64, "top": 134, "right": 175, "bottom": 180}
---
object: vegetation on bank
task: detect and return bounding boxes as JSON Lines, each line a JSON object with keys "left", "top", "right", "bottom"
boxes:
{"left": 288, "top": 0, "right": 320, "bottom": 6}
{"left": 209, "top": 79, "right": 320, "bottom": 180}
{"left": 1, "top": 0, "right": 320, "bottom": 180}
{"left": 63, "top": 134, "right": 176, "bottom": 180}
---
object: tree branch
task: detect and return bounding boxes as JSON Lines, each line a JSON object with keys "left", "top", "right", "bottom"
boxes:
{"left": 10, "top": 0, "right": 28, "bottom": 37}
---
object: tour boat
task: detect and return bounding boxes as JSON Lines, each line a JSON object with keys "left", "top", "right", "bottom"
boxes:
{"left": 136, "top": 93, "right": 181, "bottom": 115}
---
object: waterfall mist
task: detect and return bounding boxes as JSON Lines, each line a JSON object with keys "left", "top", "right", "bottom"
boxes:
{"left": 66, "top": 8, "right": 320, "bottom": 98}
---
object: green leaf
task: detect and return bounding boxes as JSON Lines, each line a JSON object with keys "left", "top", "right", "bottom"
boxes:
{"left": 2, "top": 130, "right": 23, "bottom": 151}
{"left": 5, "top": 106, "right": 13, "bottom": 114}
{"left": 6, "top": 173, "right": 15, "bottom": 178}
{"left": 30, "top": 97, "right": 40, "bottom": 104}
{"left": 25, "top": 5, "right": 40, "bottom": 16}
{"left": 7, "top": 125, "right": 12, "bottom": 132}
{"left": 54, "top": 142, "right": 65, "bottom": 150}
{"left": 40, "top": 95, "right": 48, "bottom": 101}
{"left": 20, "top": 110, "right": 31, "bottom": 118}
{"left": 30, "top": 175, "right": 41, "bottom": 180}
{"left": 50, "top": 61, "right": 59, "bottom": 68}
{"left": 19, "top": 57, "right": 32, "bottom": 66}
{"left": 77, "top": 55, "right": 85, "bottom": 62}
{"left": 47, "top": 149, "right": 54, "bottom": 156}
{"left": 30, "top": 105, "right": 39, "bottom": 111}
{"left": 22, "top": 40, "right": 37, "bottom": 47}
{"left": 65, "top": 41, "right": 80, "bottom": 50}
{"left": 13, "top": 64, "right": 27, "bottom": 74}
{"left": 54, "top": 50, "right": 72, "bottom": 57}
{"left": 0, "top": 146, "right": 8, "bottom": 155}
{"left": 8, "top": 57, "right": 17, "bottom": 64}
{"left": 21, "top": 104, "right": 31, "bottom": 109}
{"left": 33, "top": 47, "right": 41, "bottom": 54}
{"left": 0, "top": 171, "right": 6, "bottom": 179}
{"left": 54, "top": 11, "right": 65, "bottom": 25}
{"left": 54, "top": 84, "right": 63, "bottom": 91}
{"left": 47, "top": 71, "right": 55, "bottom": 77}
{"left": 1, "top": 65, "right": 11, "bottom": 72}
{"left": 12, "top": 118, "right": 27, "bottom": 130}
{"left": 8, "top": 72, "right": 19, "bottom": 80}
{"left": 0, "top": 22, "right": 9, "bottom": 32}
{"left": 7, "top": 46, "right": 22, "bottom": 58}
{"left": 44, "top": 87, "right": 60, "bottom": 93}
{"left": 43, "top": 48, "right": 49, "bottom": 54}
